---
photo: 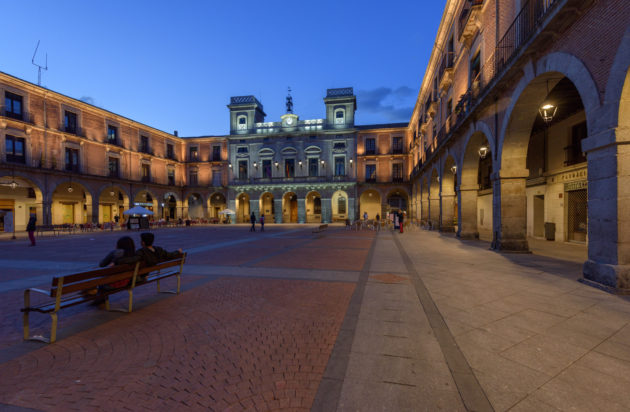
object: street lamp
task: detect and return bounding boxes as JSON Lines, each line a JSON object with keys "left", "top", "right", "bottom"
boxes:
{"left": 539, "top": 103, "right": 557, "bottom": 123}
{"left": 478, "top": 146, "right": 489, "bottom": 159}
{"left": 450, "top": 165, "right": 457, "bottom": 174}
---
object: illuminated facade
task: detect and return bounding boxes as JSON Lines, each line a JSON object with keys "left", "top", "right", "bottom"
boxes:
{"left": 407, "top": 0, "right": 630, "bottom": 291}
{"left": 0, "top": 76, "right": 409, "bottom": 231}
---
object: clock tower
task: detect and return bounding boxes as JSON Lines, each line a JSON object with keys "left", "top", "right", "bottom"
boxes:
{"left": 281, "top": 87, "right": 298, "bottom": 129}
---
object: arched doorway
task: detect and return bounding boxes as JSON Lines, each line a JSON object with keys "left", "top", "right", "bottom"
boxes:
{"left": 501, "top": 72, "right": 591, "bottom": 250}
{"left": 459, "top": 131, "right": 493, "bottom": 240}
{"left": 0, "top": 175, "right": 43, "bottom": 231}
{"left": 163, "top": 194, "right": 178, "bottom": 220}
{"left": 134, "top": 190, "right": 156, "bottom": 214}
{"left": 421, "top": 177, "right": 429, "bottom": 223}
{"left": 282, "top": 192, "right": 298, "bottom": 223}
{"left": 236, "top": 192, "right": 250, "bottom": 223}
{"left": 259, "top": 192, "right": 275, "bottom": 223}
{"left": 386, "top": 189, "right": 408, "bottom": 214}
{"left": 331, "top": 190, "right": 349, "bottom": 222}
{"left": 429, "top": 169, "right": 440, "bottom": 229}
{"left": 209, "top": 192, "right": 226, "bottom": 220}
{"left": 305, "top": 191, "right": 322, "bottom": 223}
{"left": 187, "top": 193, "right": 204, "bottom": 219}
{"left": 51, "top": 180, "right": 92, "bottom": 225}
{"left": 359, "top": 189, "right": 381, "bottom": 221}
{"left": 441, "top": 156, "right": 457, "bottom": 232}
{"left": 98, "top": 185, "right": 128, "bottom": 225}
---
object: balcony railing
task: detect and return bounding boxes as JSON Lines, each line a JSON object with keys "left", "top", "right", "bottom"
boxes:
{"left": 1, "top": 108, "right": 33, "bottom": 123}
{"left": 210, "top": 155, "right": 222, "bottom": 162}
{"left": 392, "top": 148, "right": 404, "bottom": 155}
{"left": 364, "top": 149, "right": 376, "bottom": 155}
{"left": 60, "top": 126, "right": 85, "bottom": 138}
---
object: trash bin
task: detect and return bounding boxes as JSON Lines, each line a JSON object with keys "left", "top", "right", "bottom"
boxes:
{"left": 544, "top": 222, "right": 555, "bottom": 241}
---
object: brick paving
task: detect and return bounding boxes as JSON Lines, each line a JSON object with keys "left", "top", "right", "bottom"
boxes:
{"left": 0, "top": 278, "right": 355, "bottom": 411}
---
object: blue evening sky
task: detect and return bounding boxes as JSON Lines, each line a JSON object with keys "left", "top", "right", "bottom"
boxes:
{"left": 0, "top": 1, "right": 446, "bottom": 136}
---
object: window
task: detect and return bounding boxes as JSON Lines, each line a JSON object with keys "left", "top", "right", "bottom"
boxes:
{"left": 212, "top": 170, "right": 222, "bottom": 186}
{"left": 236, "top": 146, "right": 248, "bottom": 154}
{"left": 168, "top": 168, "right": 176, "bottom": 186}
{"left": 107, "top": 125, "right": 118, "bottom": 145}
{"left": 338, "top": 197, "right": 347, "bottom": 214}
{"left": 366, "top": 164, "right": 376, "bottom": 182}
{"left": 189, "top": 146, "right": 198, "bottom": 161}
{"left": 262, "top": 159, "right": 272, "bottom": 178}
{"left": 237, "top": 115, "right": 247, "bottom": 130}
{"left": 4, "top": 92, "right": 23, "bottom": 120}
{"left": 285, "top": 159, "right": 295, "bottom": 178}
{"left": 335, "top": 109, "right": 345, "bottom": 125}
{"left": 566, "top": 121, "right": 588, "bottom": 166}
{"left": 108, "top": 157, "right": 119, "bottom": 178}
{"left": 189, "top": 170, "right": 198, "bottom": 185}
{"left": 5, "top": 135, "right": 25, "bottom": 163}
{"left": 392, "top": 136, "right": 403, "bottom": 154}
{"left": 140, "top": 136, "right": 149, "bottom": 153}
{"left": 64, "top": 111, "right": 77, "bottom": 134}
{"left": 365, "top": 138, "right": 376, "bottom": 155}
{"left": 308, "top": 158, "right": 318, "bottom": 177}
{"left": 65, "top": 148, "right": 79, "bottom": 172}
{"left": 335, "top": 157, "right": 345, "bottom": 176}
{"left": 166, "top": 143, "right": 174, "bottom": 160}
{"left": 470, "top": 51, "right": 481, "bottom": 85}
{"left": 141, "top": 164, "right": 151, "bottom": 182}
{"left": 393, "top": 163, "right": 403, "bottom": 182}
{"left": 238, "top": 160, "right": 248, "bottom": 180}
{"left": 212, "top": 145, "right": 221, "bottom": 161}
{"left": 333, "top": 142, "right": 346, "bottom": 150}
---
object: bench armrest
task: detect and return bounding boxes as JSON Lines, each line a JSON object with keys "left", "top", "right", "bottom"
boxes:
{"left": 26, "top": 288, "right": 49, "bottom": 295}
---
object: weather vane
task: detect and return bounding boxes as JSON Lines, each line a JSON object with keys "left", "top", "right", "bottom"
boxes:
{"left": 286, "top": 87, "right": 293, "bottom": 114}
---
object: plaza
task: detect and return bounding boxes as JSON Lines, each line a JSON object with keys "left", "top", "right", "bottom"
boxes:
{"left": 0, "top": 225, "right": 629, "bottom": 411}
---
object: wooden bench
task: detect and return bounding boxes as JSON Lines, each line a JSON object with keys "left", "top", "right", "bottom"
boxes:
{"left": 312, "top": 224, "right": 328, "bottom": 236}
{"left": 21, "top": 253, "right": 186, "bottom": 344}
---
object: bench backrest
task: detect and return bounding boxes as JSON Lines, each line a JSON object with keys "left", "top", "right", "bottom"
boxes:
{"left": 50, "top": 263, "right": 139, "bottom": 297}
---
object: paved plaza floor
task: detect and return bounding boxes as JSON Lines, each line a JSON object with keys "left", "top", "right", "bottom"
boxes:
{"left": 0, "top": 225, "right": 628, "bottom": 411}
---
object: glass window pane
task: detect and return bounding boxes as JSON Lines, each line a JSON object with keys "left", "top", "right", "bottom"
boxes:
{"left": 6, "top": 136, "right": 14, "bottom": 154}
{"left": 14, "top": 139, "right": 24, "bottom": 156}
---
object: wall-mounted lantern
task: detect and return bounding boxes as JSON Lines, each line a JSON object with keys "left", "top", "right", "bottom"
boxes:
{"left": 450, "top": 165, "right": 457, "bottom": 174}
{"left": 478, "top": 146, "right": 489, "bottom": 159}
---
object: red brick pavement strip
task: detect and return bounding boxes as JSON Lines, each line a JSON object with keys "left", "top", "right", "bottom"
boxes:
{"left": 0, "top": 278, "right": 355, "bottom": 411}
{"left": 0, "top": 275, "right": 205, "bottom": 351}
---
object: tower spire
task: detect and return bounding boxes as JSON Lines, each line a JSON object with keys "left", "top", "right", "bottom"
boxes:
{"left": 286, "top": 87, "right": 293, "bottom": 114}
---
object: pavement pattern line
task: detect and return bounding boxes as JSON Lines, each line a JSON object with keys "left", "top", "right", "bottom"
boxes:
{"left": 391, "top": 233, "right": 495, "bottom": 412}
{"left": 310, "top": 233, "right": 377, "bottom": 411}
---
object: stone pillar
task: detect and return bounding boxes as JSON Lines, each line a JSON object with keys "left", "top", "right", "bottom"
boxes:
{"left": 42, "top": 200, "right": 52, "bottom": 226}
{"left": 421, "top": 198, "right": 429, "bottom": 222}
{"left": 582, "top": 137, "right": 630, "bottom": 291}
{"left": 429, "top": 196, "right": 440, "bottom": 230}
{"left": 228, "top": 198, "right": 236, "bottom": 224}
{"left": 274, "top": 198, "right": 283, "bottom": 224}
{"left": 348, "top": 197, "right": 356, "bottom": 222}
{"left": 493, "top": 170, "right": 529, "bottom": 251}
{"left": 297, "top": 198, "right": 306, "bottom": 224}
{"left": 89, "top": 202, "right": 99, "bottom": 224}
{"left": 321, "top": 198, "right": 332, "bottom": 223}
{"left": 457, "top": 186, "right": 478, "bottom": 239}
{"left": 440, "top": 194, "right": 456, "bottom": 232}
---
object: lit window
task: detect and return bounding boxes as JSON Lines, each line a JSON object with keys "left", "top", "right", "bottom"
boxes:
{"left": 335, "top": 110, "right": 345, "bottom": 125}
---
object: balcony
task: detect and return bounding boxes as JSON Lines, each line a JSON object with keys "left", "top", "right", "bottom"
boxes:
{"left": 392, "top": 148, "right": 404, "bottom": 155}
{"left": 60, "top": 126, "right": 85, "bottom": 137}
{"left": 427, "top": 98, "right": 438, "bottom": 118}
{"left": 459, "top": 0, "right": 484, "bottom": 46}
{"left": 364, "top": 149, "right": 376, "bottom": 156}
{"left": 210, "top": 155, "right": 222, "bottom": 162}
{"left": 439, "top": 52, "right": 455, "bottom": 92}
{"left": 1, "top": 108, "right": 33, "bottom": 124}
{"left": 392, "top": 177, "right": 406, "bottom": 183}
{"left": 141, "top": 176, "right": 152, "bottom": 183}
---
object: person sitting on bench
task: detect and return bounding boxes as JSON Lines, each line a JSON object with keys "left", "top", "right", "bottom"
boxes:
{"left": 98, "top": 236, "right": 141, "bottom": 291}
{"left": 136, "top": 232, "right": 183, "bottom": 268}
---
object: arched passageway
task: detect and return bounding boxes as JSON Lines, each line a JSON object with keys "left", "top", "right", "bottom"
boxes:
{"left": 187, "top": 193, "right": 205, "bottom": 219}
{"left": 51, "top": 180, "right": 92, "bottom": 225}
{"left": 359, "top": 189, "right": 381, "bottom": 221}
{"left": 282, "top": 192, "right": 298, "bottom": 223}
{"left": 236, "top": 192, "right": 250, "bottom": 223}
{"left": 441, "top": 156, "right": 457, "bottom": 232}
{"left": 259, "top": 192, "right": 274, "bottom": 222}
{"left": 305, "top": 191, "right": 322, "bottom": 223}
{"left": 0, "top": 174, "right": 43, "bottom": 231}
{"left": 209, "top": 192, "right": 227, "bottom": 220}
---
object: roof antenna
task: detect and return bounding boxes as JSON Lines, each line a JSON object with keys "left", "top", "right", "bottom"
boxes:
{"left": 31, "top": 40, "right": 48, "bottom": 86}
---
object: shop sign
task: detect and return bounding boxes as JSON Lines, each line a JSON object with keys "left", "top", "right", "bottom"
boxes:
{"left": 565, "top": 181, "right": 587, "bottom": 191}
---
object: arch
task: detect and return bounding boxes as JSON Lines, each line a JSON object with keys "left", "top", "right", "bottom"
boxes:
{"left": 304, "top": 145, "right": 322, "bottom": 154}
{"left": 235, "top": 192, "right": 250, "bottom": 223}
{"left": 305, "top": 190, "right": 322, "bottom": 223}
{"left": 282, "top": 191, "right": 298, "bottom": 223}
{"left": 604, "top": 26, "right": 630, "bottom": 134}
{"left": 0, "top": 173, "right": 45, "bottom": 231}
{"left": 359, "top": 189, "right": 381, "bottom": 221}
{"left": 499, "top": 52, "right": 601, "bottom": 171}
{"left": 209, "top": 192, "right": 227, "bottom": 221}
{"left": 331, "top": 190, "right": 349, "bottom": 222}
{"left": 51, "top": 180, "right": 93, "bottom": 225}
{"left": 259, "top": 192, "right": 275, "bottom": 222}
{"left": 441, "top": 154, "right": 458, "bottom": 232}
{"left": 421, "top": 176, "right": 429, "bottom": 222}
{"left": 162, "top": 193, "right": 178, "bottom": 220}
{"left": 281, "top": 147, "right": 298, "bottom": 155}
{"left": 186, "top": 192, "right": 205, "bottom": 219}
{"left": 97, "top": 184, "right": 129, "bottom": 225}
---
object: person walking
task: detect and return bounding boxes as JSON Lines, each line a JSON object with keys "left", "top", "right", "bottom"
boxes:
{"left": 363, "top": 211, "right": 368, "bottom": 221}
{"left": 399, "top": 211, "right": 404, "bottom": 234}
{"left": 250, "top": 211, "right": 256, "bottom": 232}
{"left": 375, "top": 213, "right": 380, "bottom": 232}
{"left": 260, "top": 213, "right": 265, "bottom": 232}
{"left": 26, "top": 213, "right": 36, "bottom": 246}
